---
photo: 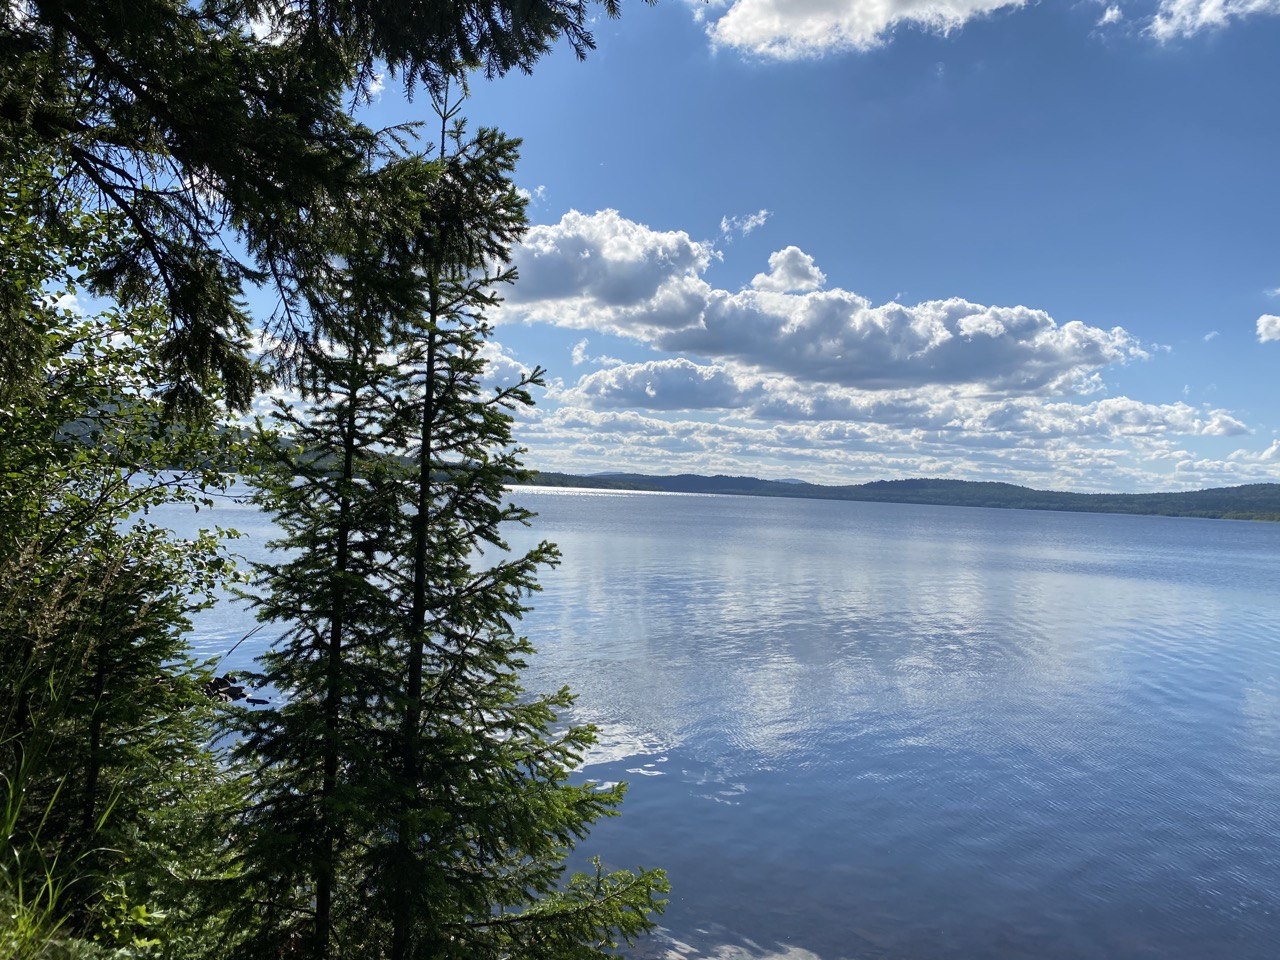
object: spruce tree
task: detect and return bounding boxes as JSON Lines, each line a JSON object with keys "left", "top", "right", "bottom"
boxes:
{"left": 233, "top": 320, "right": 409, "bottom": 958}
{"left": 234, "top": 99, "right": 666, "bottom": 960}
{"left": 380, "top": 96, "right": 666, "bottom": 960}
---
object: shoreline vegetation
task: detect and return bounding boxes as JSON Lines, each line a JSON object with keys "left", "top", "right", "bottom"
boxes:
{"left": 525, "top": 472, "right": 1280, "bottom": 522}
{"left": 3, "top": 4, "right": 670, "bottom": 956}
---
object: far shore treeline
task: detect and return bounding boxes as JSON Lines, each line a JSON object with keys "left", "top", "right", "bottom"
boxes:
{"left": 527, "top": 473, "right": 1280, "bottom": 522}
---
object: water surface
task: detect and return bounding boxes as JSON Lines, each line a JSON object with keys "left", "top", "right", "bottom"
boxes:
{"left": 177, "top": 488, "right": 1280, "bottom": 960}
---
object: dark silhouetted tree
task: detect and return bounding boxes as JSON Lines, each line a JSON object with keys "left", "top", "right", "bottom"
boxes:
{"left": 234, "top": 97, "right": 666, "bottom": 960}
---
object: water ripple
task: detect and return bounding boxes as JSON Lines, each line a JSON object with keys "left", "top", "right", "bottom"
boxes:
{"left": 163, "top": 490, "right": 1280, "bottom": 960}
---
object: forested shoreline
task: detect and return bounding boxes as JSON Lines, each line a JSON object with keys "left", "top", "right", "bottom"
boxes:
{"left": 529, "top": 473, "right": 1280, "bottom": 521}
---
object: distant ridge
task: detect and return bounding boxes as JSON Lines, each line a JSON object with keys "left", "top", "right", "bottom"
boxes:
{"left": 524, "top": 472, "right": 1280, "bottom": 522}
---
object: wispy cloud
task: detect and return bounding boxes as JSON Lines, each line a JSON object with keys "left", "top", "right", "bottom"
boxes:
{"left": 570, "top": 338, "right": 624, "bottom": 368}
{"left": 517, "top": 184, "right": 547, "bottom": 206}
{"left": 1150, "top": 0, "right": 1280, "bottom": 41}
{"left": 720, "top": 208, "right": 771, "bottom": 238}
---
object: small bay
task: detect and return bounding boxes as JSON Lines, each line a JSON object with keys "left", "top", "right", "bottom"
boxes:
{"left": 171, "top": 486, "right": 1280, "bottom": 959}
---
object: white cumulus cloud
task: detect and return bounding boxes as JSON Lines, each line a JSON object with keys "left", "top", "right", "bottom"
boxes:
{"left": 1257, "top": 314, "right": 1280, "bottom": 343}
{"left": 706, "top": 0, "right": 1028, "bottom": 59}
{"left": 509, "top": 209, "right": 715, "bottom": 325}
{"left": 690, "top": 0, "right": 1280, "bottom": 57}
{"left": 477, "top": 341, "right": 534, "bottom": 390}
{"left": 504, "top": 210, "right": 1147, "bottom": 396}
{"left": 569, "top": 358, "right": 758, "bottom": 410}
{"left": 750, "top": 246, "right": 826, "bottom": 293}
{"left": 494, "top": 210, "right": 1276, "bottom": 492}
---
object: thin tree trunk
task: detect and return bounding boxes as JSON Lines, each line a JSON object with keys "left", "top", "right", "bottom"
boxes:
{"left": 391, "top": 279, "right": 438, "bottom": 960}
{"left": 315, "top": 373, "right": 359, "bottom": 960}
{"left": 391, "top": 93, "right": 453, "bottom": 960}
{"left": 80, "top": 643, "right": 107, "bottom": 838}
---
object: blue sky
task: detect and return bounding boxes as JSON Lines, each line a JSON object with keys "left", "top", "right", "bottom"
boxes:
{"left": 359, "top": 0, "right": 1280, "bottom": 493}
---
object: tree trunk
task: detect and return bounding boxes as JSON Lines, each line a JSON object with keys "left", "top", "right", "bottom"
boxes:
{"left": 315, "top": 375, "right": 359, "bottom": 960}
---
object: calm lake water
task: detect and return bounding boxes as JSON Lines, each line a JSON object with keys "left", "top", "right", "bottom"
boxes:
{"left": 173, "top": 487, "right": 1280, "bottom": 960}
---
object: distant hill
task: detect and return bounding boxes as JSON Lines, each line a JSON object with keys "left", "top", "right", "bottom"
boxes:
{"left": 524, "top": 472, "right": 1280, "bottom": 522}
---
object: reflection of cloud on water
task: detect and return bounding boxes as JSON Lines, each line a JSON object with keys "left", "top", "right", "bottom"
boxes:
{"left": 626, "top": 762, "right": 667, "bottom": 777}
{"left": 694, "top": 780, "right": 748, "bottom": 805}
{"left": 522, "top": 494, "right": 1242, "bottom": 779}
{"left": 634, "top": 926, "right": 826, "bottom": 960}
{"left": 1242, "top": 680, "right": 1280, "bottom": 748}
{"left": 576, "top": 718, "right": 675, "bottom": 769}
{"left": 722, "top": 652, "right": 815, "bottom": 760}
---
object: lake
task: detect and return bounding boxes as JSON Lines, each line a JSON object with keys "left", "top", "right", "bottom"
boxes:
{"left": 174, "top": 487, "right": 1280, "bottom": 960}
